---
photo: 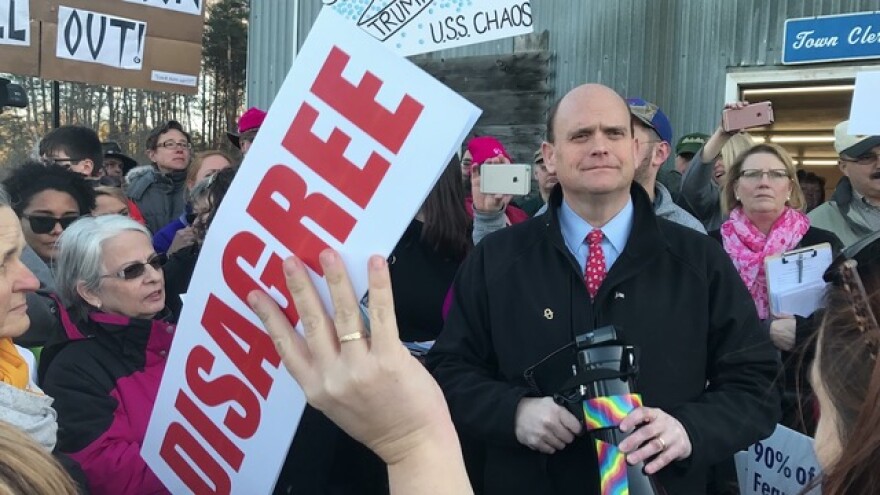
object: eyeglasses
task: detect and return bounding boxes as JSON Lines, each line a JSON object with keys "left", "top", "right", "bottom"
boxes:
{"left": 23, "top": 215, "right": 79, "bottom": 234}
{"left": 841, "top": 152, "right": 880, "bottom": 167}
{"left": 102, "top": 253, "right": 167, "bottom": 280}
{"left": 42, "top": 157, "right": 83, "bottom": 169}
{"left": 157, "top": 140, "right": 192, "bottom": 150}
{"left": 739, "top": 169, "right": 791, "bottom": 181}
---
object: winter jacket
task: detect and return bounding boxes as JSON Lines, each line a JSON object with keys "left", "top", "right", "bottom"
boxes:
{"left": 126, "top": 165, "right": 187, "bottom": 234}
{"left": 680, "top": 145, "right": 724, "bottom": 231}
{"left": 427, "top": 184, "right": 781, "bottom": 494}
{"left": 808, "top": 176, "right": 877, "bottom": 248}
{"left": 40, "top": 311, "right": 174, "bottom": 495}
{"left": 652, "top": 182, "right": 706, "bottom": 234}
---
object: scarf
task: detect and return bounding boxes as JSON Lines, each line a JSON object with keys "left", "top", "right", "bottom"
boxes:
{"left": 0, "top": 338, "right": 29, "bottom": 389}
{"left": 721, "top": 207, "right": 810, "bottom": 319}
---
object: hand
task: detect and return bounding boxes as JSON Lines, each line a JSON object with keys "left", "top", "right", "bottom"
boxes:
{"left": 719, "top": 101, "right": 750, "bottom": 134}
{"left": 167, "top": 226, "right": 196, "bottom": 255}
{"left": 618, "top": 407, "right": 692, "bottom": 474}
{"left": 470, "top": 156, "right": 513, "bottom": 214}
{"left": 247, "top": 250, "right": 456, "bottom": 466}
{"left": 769, "top": 315, "right": 796, "bottom": 351}
{"left": 514, "top": 397, "right": 583, "bottom": 454}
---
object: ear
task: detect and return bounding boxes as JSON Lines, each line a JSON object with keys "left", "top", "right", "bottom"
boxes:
{"left": 76, "top": 280, "right": 102, "bottom": 309}
{"left": 146, "top": 148, "right": 158, "bottom": 164}
{"left": 652, "top": 142, "right": 671, "bottom": 169}
{"left": 838, "top": 159, "right": 849, "bottom": 177}
{"left": 541, "top": 142, "right": 556, "bottom": 174}
{"left": 81, "top": 159, "right": 95, "bottom": 177}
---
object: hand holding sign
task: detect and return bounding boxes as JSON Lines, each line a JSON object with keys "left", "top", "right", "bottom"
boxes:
{"left": 248, "top": 251, "right": 473, "bottom": 493}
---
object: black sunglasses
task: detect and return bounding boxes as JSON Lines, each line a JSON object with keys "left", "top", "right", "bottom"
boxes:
{"left": 102, "top": 253, "right": 167, "bottom": 280}
{"left": 23, "top": 215, "right": 79, "bottom": 234}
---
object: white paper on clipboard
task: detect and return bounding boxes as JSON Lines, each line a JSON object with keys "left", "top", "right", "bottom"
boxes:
{"left": 765, "top": 243, "right": 833, "bottom": 317}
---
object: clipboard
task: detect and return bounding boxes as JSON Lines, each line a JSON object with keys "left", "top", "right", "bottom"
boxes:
{"left": 765, "top": 243, "right": 833, "bottom": 317}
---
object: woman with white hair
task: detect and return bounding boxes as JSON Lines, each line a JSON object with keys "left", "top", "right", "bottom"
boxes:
{"left": 40, "top": 215, "right": 172, "bottom": 494}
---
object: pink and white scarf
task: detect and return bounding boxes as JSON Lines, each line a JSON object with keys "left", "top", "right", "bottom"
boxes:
{"left": 721, "top": 207, "right": 809, "bottom": 319}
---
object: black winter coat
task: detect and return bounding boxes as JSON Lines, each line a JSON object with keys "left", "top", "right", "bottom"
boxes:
{"left": 427, "top": 185, "right": 782, "bottom": 495}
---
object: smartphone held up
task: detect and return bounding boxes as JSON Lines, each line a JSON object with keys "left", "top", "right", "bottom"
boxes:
{"left": 722, "top": 101, "right": 774, "bottom": 132}
{"left": 479, "top": 164, "right": 532, "bottom": 196}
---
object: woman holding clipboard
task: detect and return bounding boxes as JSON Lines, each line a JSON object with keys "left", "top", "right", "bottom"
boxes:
{"left": 709, "top": 143, "right": 841, "bottom": 434}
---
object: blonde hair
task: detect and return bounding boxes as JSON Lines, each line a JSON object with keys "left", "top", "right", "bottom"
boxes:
{"left": 0, "top": 421, "right": 77, "bottom": 495}
{"left": 719, "top": 132, "right": 755, "bottom": 174}
{"left": 93, "top": 186, "right": 127, "bottom": 207}
{"left": 721, "top": 142, "right": 806, "bottom": 215}
{"left": 186, "top": 150, "right": 234, "bottom": 188}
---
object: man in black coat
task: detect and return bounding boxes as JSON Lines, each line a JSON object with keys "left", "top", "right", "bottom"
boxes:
{"left": 427, "top": 84, "right": 781, "bottom": 494}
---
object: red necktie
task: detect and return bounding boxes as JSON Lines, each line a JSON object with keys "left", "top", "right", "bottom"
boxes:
{"left": 585, "top": 229, "right": 606, "bottom": 298}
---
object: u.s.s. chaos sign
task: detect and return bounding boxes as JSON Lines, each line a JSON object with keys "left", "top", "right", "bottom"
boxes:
{"left": 140, "top": 7, "right": 480, "bottom": 494}
{"left": 783, "top": 11, "right": 880, "bottom": 65}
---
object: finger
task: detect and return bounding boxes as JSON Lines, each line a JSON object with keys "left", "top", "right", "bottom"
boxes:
{"left": 558, "top": 407, "right": 584, "bottom": 436}
{"left": 618, "top": 406, "right": 651, "bottom": 433}
{"left": 533, "top": 440, "right": 557, "bottom": 455}
{"left": 541, "top": 433, "right": 566, "bottom": 451}
{"left": 366, "top": 255, "right": 401, "bottom": 356}
{"left": 547, "top": 420, "right": 575, "bottom": 445}
{"left": 321, "top": 250, "right": 369, "bottom": 358}
{"left": 248, "top": 289, "right": 315, "bottom": 386}
{"left": 644, "top": 446, "right": 677, "bottom": 474}
{"left": 284, "top": 254, "right": 338, "bottom": 365}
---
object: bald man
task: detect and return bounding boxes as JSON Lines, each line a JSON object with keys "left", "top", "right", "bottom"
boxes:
{"left": 428, "top": 84, "right": 780, "bottom": 494}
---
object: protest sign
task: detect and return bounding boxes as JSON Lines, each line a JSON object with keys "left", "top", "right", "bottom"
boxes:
{"left": 848, "top": 70, "right": 880, "bottom": 136}
{"left": 736, "top": 425, "right": 821, "bottom": 495}
{"left": 141, "top": 7, "right": 481, "bottom": 494}
{"left": 327, "top": 0, "right": 533, "bottom": 56}
{"left": 32, "top": 1, "right": 203, "bottom": 93}
{"left": 123, "top": 0, "right": 203, "bottom": 17}
{"left": 0, "top": 0, "right": 29, "bottom": 46}
{"left": 55, "top": 6, "right": 146, "bottom": 70}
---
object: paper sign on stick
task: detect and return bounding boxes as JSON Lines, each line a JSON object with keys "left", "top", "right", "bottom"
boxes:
{"left": 848, "top": 71, "right": 880, "bottom": 136}
{"left": 123, "top": 0, "right": 202, "bottom": 17}
{"left": 327, "top": 0, "right": 534, "bottom": 56}
{"left": 735, "top": 425, "right": 821, "bottom": 495}
{"left": 55, "top": 6, "right": 146, "bottom": 70}
{"left": 141, "top": 7, "right": 481, "bottom": 494}
{"left": 0, "top": 0, "right": 30, "bottom": 46}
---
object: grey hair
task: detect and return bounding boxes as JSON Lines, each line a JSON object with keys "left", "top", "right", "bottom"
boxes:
{"left": 54, "top": 215, "right": 151, "bottom": 321}
{"left": 188, "top": 175, "right": 212, "bottom": 203}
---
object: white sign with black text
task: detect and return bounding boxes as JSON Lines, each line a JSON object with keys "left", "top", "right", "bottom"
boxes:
{"left": 0, "top": 0, "right": 29, "bottom": 46}
{"left": 327, "top": 0, "right": 533, "bottom": 56}
{"left": 736, "top": 425, "right": 821, "bottom": 495}
{"left": 55, "top": 6, "right": 146, "bottom": 70}
{"left": 123, "top": 0, "right": 203, "bottom": 17}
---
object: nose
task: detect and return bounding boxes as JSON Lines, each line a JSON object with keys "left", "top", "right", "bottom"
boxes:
{"left": 143, "top": 262, "right": 164, "bottom": 283}
{"left": 50, "top": 220, "right": 64, "bottom": 236}
{"left": 14, "top": 263, "right": 40, "bottom": 293}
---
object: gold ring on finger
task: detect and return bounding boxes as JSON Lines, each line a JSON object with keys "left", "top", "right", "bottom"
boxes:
{"left": 655, "top": 436, "right": 667, "bottom": 451}
{"left": 338, "top": 331, "right": 367, "bottom": 343}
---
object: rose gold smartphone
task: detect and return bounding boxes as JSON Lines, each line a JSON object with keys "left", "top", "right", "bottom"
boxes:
{"left": 722, "top": 101, "right": 774, "bottom": 132}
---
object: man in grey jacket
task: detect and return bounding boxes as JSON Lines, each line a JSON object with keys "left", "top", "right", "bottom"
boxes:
{"left": 808, "top": 120, "right": 880, "bottom": 247}
{"left": 126, "top": 120, "right": 192, "bottom": 233}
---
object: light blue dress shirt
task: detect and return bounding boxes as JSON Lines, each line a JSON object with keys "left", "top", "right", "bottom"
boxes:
{"left": 558, "top": 198, "right": 634, "bottom": 274}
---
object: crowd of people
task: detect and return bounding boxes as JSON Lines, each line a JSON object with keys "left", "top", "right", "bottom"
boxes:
{"left": 0, "top": 80, "right": 879, "bottom": 495}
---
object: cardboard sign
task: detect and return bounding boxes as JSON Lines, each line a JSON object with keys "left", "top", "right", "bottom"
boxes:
{"left": 141, "top": 7, "right": 480, "bottom": 494}
{"left": 55, "top": 6, "right": 146, "bottom": 70}
{"left": 123, "top": 0, "right": 203, "bottom": 17}
{"left": 0, "top": 0, "right": 30, "bottom": 46}
{"left": 735, "top": 425, "right": 821, "bottom": 495}
{"left": 848, "top": 70, "right": 880, "bottom": 136}
{"left": 327, "top": 0, "right": 534, "bottom": 56}
{"left": 0, "top": 19, "right": 38, "bottom": 75}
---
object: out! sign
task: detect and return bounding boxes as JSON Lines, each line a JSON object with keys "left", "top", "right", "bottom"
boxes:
{"left": 141, "top": 8, "right": 480, "bottom": 494}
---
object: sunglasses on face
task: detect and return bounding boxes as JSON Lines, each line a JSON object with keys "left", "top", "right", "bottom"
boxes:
{"left": 102, "top": 253, "right": 167, "bottom": 280}
{"left": 23, "top": 215, "right": 79, "bottom": 234}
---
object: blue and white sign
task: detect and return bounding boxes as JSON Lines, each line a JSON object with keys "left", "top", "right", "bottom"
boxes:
{"left": 783, "top": 11, "right": 880, "bottom": 65}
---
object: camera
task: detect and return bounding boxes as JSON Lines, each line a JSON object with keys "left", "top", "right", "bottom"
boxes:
{"left": 0, "top": 78, "right": 28, "bottom": 113}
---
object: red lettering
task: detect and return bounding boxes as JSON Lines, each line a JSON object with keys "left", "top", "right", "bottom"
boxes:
{"left": 187, "top": 345, "right": 263, "bottom": 439}
{"left": 312, "top": 46, "right": 423, "bottom": 154}
{"left": 201, "top": 294, "right": 281, "bottom": 399}
{"left": 160, "top": 422, "right": 231, "bottom": 495}
{"left": 222, "top": 231, "right": 299, "bottom": 323}
{"left": 174, "top": 390, "right": 245, "bottom": 470}
{"left": 283, "top": 104, "right": 390, "bottom": 209}
{"left": 246, "top": 165, "right": 356, "bottom": 272}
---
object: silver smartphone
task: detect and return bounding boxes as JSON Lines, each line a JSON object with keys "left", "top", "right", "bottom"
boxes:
{"left": 479, "top": 164, "right": 532, "bottom": 195}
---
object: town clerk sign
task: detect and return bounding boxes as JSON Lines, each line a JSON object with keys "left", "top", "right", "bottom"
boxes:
{"left": 783, "top": 11, "right": 880, "bottom": 65}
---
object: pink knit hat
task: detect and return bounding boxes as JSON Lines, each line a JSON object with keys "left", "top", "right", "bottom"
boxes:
{"left": 227, "top": 107, "right": 267, "bottom": 148}
{"left": 467, "top": 136, "right": 511, "bottom": 169}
